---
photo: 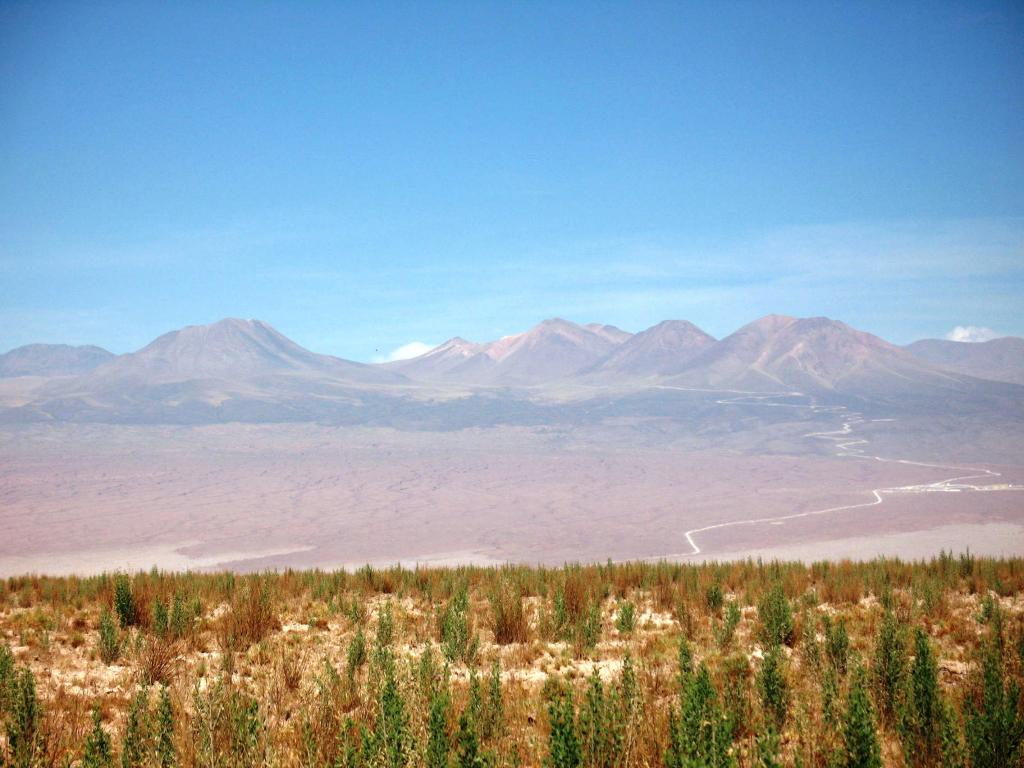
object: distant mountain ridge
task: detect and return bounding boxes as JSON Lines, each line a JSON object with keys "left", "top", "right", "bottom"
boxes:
{"left": 904, "top": 336, "right": 1024, "bottom": 385}
{"left": 387, "top": 318, "right": 633, "bottom": 385}
{"left": 85, "top": 318, "right": 396, "bottom": 384}
{"left": 1, "top": 315, "right": 1020, "bottom": 424}
{"left": 582, "top": 320, "right": 716, "bottom": 379}
{"left": 666, "top": 315, "right": 975, "bottom": 396}
{"left": 2, "top": 318, "right": 406, "bottom": 424}
{"left": 0, "top": 343, "right": 113, "bottom": 377}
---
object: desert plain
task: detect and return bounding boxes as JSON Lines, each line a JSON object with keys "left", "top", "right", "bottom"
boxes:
{"left": 2, "top": 414, "right": 1021, "bottom": 576}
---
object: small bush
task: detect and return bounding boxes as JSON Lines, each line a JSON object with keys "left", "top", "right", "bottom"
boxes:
{"left": 347, "top": 624, "right": 367, "bottom": 682}
{"left": 482, "top": 659, "right": 504, "bottom": 742}
{"left": 153, "top": 599, "right": 169, "bottom": 638}
{"left": 7, "top": 666, "right": 42, "bottom": 768}
{"left": 0, "top": 643, "right": 14, "bottom": 714}
{"left": 578, "top": 669, "right": 623, "bottom": 768}
{"left": 169, "top": 592, "right": 190, "bottom": 640}
{"left": 574, "top": 603, "right": 601, "bottom": 655}
{"left": 98, "top": 609, "right": 121, "bottom": 664}
{"left": 546, "top": 687, "right": 582, "bottom": 768}
{"left": 966, "top": 639, "right": 1024, "bottom": 768}
{"left": 717, "top": 600, "right": 741, "bottom": 648}
{"left": 440, "top": 586, "right": 474, "bottom": 664}
{"left": 426, "top": 690, "right": 451, "bottom": 768}
{"left": 842, "top": 664, "right": 882, "bottom": 768}
{"left": 219, "top": 581, "right": 279, "bottom": 651}
{"left": 758, "top": 643, "right": 788, "bottom": 730}
{"left": 872, "top": 608, "right": 906, "bottom": 721}
{"left": 82, "top": 705, "right": 113, "bottom": 768}
{"left": 120, "top": 687, "right": 151, "bottom": 767}
{"left": 114, "top": 575, "right": 137, "bottom": 628}
{"left": 155, "top": 685, "right": 176, "bottom": 767}
{"left": 824, "top": 615, "right": 849, "bottom": 676}
{"left": 615, "top": 600, "right": 636, "bottom": 634}
{"left": 138, "top": 637, "right": 178, "bottom": 686}
{"left": 705, "top": 582, "right": 724, "bottom": 613}
{"left": 491, "top": 584, "right": 529, "bottom": 645}
{"left": 758, "top": 582, "right": 794, "bottom": 647}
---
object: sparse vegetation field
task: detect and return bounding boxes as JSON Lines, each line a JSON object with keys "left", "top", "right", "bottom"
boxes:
{"left": 0, "top": 554, "right": 1022, "bottom": 766}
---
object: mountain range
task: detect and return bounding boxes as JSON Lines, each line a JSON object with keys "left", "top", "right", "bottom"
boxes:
{"left": 0, "top": 343, "right": 114, "bottom": 377}
{"left": 1, "top": 315, "right": 1021, "bottom": 424}
{"left": 903, "top": 336, "right": 1024, "bottom": 385}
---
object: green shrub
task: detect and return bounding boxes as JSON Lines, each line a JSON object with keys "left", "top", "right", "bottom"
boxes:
{"left": 966, "top": 639, "right": 1024, "bottom": 768}
{"left": 456, "top": 708, "right": 491, "bottom": 768}
{"left": 169, "top": 592, "right": 189, "bottom": 639}
{"left": 872, "top": 608, "right": 906, "bottom": 720}
{"left": 482, "top": 659, "right": 504, "bottom": 742}
{"left": 676, "top": 637, "right": 694, "bottom": 686}
{"left": 574, "top": 603, "right": 601, "bottom": 654}
{"left": 801, "top": 610, "right": 821, "bottom": 670}
{"left": 545, "top": 688, "right": 581, "bottom": 768}
{"left": 720, "top": 652, "right": 751, "bottom": 736}
{"left": 825, "top": 615, "right": 849, "bottom": 676}
{"left": 755, "top": 725, "right": 782, "bottom": 768}
{"left": 98, "top": 609, "right": 121, "bottom": 664}
{"left": 822, "top": 663, "right": 840, "bottom": 728}
{"left": 426, "top": 691, "right": 451, "bottom": 768}
{"left": 578, "top": 669, "right": 623, "bottom": 768}
{"left": 705, "top": 582, "right": 724, "bottom": 613}
{"left": 717, "top": 600, "right": 741, "bottom": 648}
{"left": 374, "top": 657, "right": 410, "bottom": 768}
{"left": 376, "top": 600, "right": 394, "bottom": 648}
{"left": 347, "top": 624, "right": 367, "bottom": 682}
{"left": 192, "top": 677, "right": 264, "bottom": 766}
{"left": 82, "top": 705, "right": 114, "bottom": 768}
{"left": 758, "top": 643, "right": 788, "bottom": 730}
{"left": 552, "top": 588, "right": 569, "bottom": 640}
{"left": 440, "top": 587, "right": 474, "bottom": 664}
{"left": 7, "top": 667, "right": 42, "bottom": 768}
{"left": 665, "top": 662, "right": 735, "bottom": 768}
{"left": 0, "top": 643, "right": 13, "bottom": 716}
{"left": 903, "top": 628, "right": 941, "bottom": 766}
{"left": 114, "top": 575, "right": 137, "bottom": 628}
{"left": 156, "top": 685, "right": 176, "bottom": 767}
{"left": 615, "top": 600, "right": 636, "bottom": 634}
{"left": 842, "top": 664, "right": 882, "bottom": 768}
{"left": 120, "top": 687, "right": 151, "bottom": 768}
{"left": 758, "top": 582, "right": 794, "bottom": 646}
{"left": 153, "top": 599, "right": 169, "bottom": 638}
{"left": 939, "top": 698, "right": 967, "bottom": 768}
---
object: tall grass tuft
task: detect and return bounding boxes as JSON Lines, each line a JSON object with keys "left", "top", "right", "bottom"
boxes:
{"left": 217, "top": 579, "right": 279, "bottom": 651}
{"left": 491, "top": 584, "right": 528, "bottom": 645}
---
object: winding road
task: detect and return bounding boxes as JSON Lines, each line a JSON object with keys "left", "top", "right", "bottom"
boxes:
{"left": 649, "top": 387, "right": 1022, "bottom": 558}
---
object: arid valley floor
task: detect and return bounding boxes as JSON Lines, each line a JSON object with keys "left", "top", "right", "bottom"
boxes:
{"left": 2, "top": 411, "right": 1021, "bottom": 576}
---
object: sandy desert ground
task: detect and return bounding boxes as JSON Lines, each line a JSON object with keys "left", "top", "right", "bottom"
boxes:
{"left": 1, "top": 416, "right": 1021, "bottom": 576}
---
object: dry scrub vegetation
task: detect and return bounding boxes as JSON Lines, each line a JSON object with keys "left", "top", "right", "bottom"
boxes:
{"left": 0, "top": 554, "right": 1022, "bottom": 766}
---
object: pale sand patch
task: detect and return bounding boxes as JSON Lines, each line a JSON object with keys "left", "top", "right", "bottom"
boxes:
{"left": 0, "top": 542, "right": 315, "bottom": 577}
{"left": 700, "top": 522, "right": 1024, "bottom": 563}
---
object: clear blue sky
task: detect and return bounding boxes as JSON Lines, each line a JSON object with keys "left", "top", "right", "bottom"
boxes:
{"left": 1, "top": 1, "right": 1022, "bottom": 360}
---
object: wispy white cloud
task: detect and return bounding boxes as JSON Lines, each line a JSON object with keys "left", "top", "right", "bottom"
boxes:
{"left": 945, "top": 326, "right": 1002, "bottom": 343}
{"left": 372, "top": 341, "right": 436, "bottom": 363}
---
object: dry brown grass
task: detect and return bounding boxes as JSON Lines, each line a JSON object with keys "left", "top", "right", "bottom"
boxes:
{"left": 1, "top": 555, "right": 1022, "bottom": 766}
{"left": 491, "top": 584, "right": 529, "bottom": 645}
{"left": 216, "top": 580, "right": 280, "bottom": 651}
{"left": 135, "top": 636, "right": 179, "bottom": 686}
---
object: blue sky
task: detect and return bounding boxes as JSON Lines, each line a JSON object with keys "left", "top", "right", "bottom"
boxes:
{"left": 1, "top": 2, "right": 1022, "bottom": 361}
